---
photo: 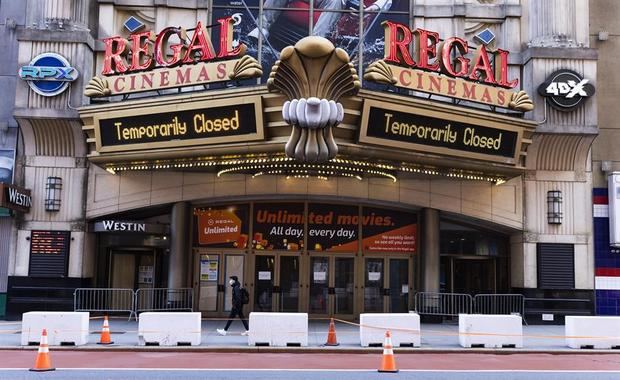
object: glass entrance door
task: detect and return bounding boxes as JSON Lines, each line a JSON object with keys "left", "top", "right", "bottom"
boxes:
{"left": 255, "top": 255, "right": 275, "bottom": 311}
{"left": 279, "top": 256, "right": 300, "bottom": 311}
{"left": 308, "top": 256, "right": 355, "bottom": 317}
{"left": 388, "top": 258, "right": 409, "bottom": 312}
{"left": 309, "top": 257, "right": 329, "bottom": 314}
{"left": 334, "top": 257, "right": 354, "bottom": 315}
{"left": 364, "top": 258, "right": 384, "bottom": 312}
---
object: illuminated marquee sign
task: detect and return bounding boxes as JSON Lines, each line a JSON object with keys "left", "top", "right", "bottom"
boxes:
{"left": 364, "top": 21, "right": 534, "bottom": 112}
{"left": 93, "top": 96, "right": 264, "bottom": 153}
{"left": 85, "top": 17, "right": 262, "bottom": 98}
{"left": 359, "top": 99, "right": 523, "bottom": 164}
{"left": 19, "top": 53, "right": 78, "bottom": 97}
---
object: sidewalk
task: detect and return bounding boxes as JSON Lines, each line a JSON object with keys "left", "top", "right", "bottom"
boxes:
{"left": 0, "top": 318, "right": 585, "bottom": 352}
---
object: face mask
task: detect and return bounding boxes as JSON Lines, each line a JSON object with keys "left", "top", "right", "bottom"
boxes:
{"left": 229, "top": 279, "right": 235, "bottom": 286}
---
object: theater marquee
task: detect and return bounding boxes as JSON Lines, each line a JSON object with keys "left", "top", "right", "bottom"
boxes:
{"left": 359, "top": 98, "right": 525, "bottom": 164}
{"left": 92, "top": 95, "right": 264, "bottom": 153}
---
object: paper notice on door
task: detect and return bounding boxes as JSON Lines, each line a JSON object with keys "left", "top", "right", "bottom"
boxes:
{"left": 368, "top": 272, "right": 381, "bottom": 281}
{"left": 402, "top": 284, "right": 409, "bottom": 294}
{"left": 313, "top": 272, "right": 326, "bottom": 282}
{"left": 258, "top": 271, "right": 272, "bottom": 280}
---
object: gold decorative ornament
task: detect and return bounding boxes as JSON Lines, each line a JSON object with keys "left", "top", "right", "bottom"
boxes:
{"left": 267, "top": 36, "right": 360, "bottom": 163}
{"left": 509, "top": 90, "right": 534, "bottom": 112}
{"left": 229, "top": 55, "right": 263, "bottom": 80}
{"left": 84, "top": 76, "right": 111, "bottom": 98}
{"left": 363, "top": 60, "right": 397, "bottom": 85}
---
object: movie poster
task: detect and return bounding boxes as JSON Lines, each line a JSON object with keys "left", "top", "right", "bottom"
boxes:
{"left": 195, "top": 204, "right": 250, "bottom": 248}
{"left": 308, "top": 203, "right": 359, "bottom": 252}
{"left": 361, "top": 207, "right": 416, "bottom": 253}
{"left": 252, "top": 202, "right": 304, "bottom": 250}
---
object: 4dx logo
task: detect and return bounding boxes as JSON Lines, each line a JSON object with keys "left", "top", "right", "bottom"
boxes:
{"left": 538, "top": 70, "right": 595, "bottom": 111}
{"left": 544, "top": 79, "right": 590, "bottom": 98}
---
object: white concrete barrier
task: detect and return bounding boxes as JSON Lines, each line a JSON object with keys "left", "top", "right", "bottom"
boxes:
{"left": 248, "top": 312, "right": 308, "bottom": 347}
{"left": 566, "top": 316, "right": 620, "bottom": 349}
{"left": 138, "top": 312, "right": 201, "bottom": 346}
{"left": 458, "top": 314, "right": 523, "bottom": 348}
{"left": 21, "top": 312, "right": 90, "bottom": 346}
{"left": 360, "top": 313, "right": 421, "bottom": 347}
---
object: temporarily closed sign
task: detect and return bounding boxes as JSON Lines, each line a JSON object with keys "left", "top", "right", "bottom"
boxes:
{"left": 359, "top": 99, "right": 521, "bottom": 164}
{"left": 94, "top": 96, "right": 264, "bottom": 152}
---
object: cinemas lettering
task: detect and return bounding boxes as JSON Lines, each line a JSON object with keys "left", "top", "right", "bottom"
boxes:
{"left": 383, "top": 21, "right": 517, "bottom": 89}
{"left": 364, "top": 21, "right": 534, "bottom": 111}
{"left": 95, "top": 97, "right": 263, "bottom": 152}
{"left": 360, "top": 100, "right": 521, "bottom": 163}
{"left": 102, "top": 18, "right": 240, "bottom": 75}
{"left": 85, "top": 17, "right": 262, "bottom": 97}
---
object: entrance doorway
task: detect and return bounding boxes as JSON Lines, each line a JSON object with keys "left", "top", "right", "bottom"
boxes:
{"left": 194, "top": 250, "right": 245, "bottom": 315}
{"left": 440, "top": 256, "right": 496, "bottom": 295}
{"left": 363, "top": 257, "right": 411, "bottom": 313}
{"left": 308, "top": 255, "right": 355, "bottom": 317}
{"left": 254, "top": 254, "right": 300, "bottom": 312}
{"left": 109, "top": 249, "right": 159, "bottom": 289}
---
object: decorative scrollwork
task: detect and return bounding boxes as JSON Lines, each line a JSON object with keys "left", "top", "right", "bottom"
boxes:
{"left": 229, "top": 55, "right": 263, "bottom": 80}
{"left": 267, "top": 36, "right": 360, "bottom": 163}
{"left": 363, "top": 60, "right": 397, "bottom": 85}
{"left": 509, "top": 90, "right": 534, "bottom": 112}
{"left": 84, "top": 76, "right": 111, "bottom": 98}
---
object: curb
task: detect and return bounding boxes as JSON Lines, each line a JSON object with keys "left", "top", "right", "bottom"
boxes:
{"left": 1, "top": 345, "right": 620, "bottom": 355}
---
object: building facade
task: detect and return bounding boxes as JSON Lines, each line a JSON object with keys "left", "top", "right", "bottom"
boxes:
{"left": 4, "top": 0, "right": 599, "bottom": 322}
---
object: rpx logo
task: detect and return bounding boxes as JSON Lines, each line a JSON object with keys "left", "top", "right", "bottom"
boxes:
{"left": 538, "top": 70, "right": 595, "bottom": 111}
{"left": 19, "top": 66, "right": 77, "bottom": 81}
{"left": 18, "top": 53, "right": 78, "bottom": 97}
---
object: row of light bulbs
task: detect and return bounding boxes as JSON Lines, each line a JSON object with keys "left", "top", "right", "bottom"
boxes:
{"left": 105, "top": 154, "right": 506, "bottom": 184}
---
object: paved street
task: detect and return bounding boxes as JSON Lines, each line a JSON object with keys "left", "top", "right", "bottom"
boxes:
{"left": 1, "top": 351, "right": 620, "bottom": 379}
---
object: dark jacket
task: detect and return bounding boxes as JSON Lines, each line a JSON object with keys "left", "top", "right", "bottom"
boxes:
{"left": 232, "top": 282, "right": 243, "bottom": 309}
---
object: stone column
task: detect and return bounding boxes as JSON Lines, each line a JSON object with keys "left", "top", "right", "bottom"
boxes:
{"left": 422, "top": 208, "right": 440, "bottom": 292}
{"left": 168, "top": 202, "right": 190, "bottom": 291}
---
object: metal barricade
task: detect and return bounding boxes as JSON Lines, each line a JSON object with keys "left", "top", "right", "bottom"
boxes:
{"left": 73, "top": 288, "right": 136, "bottom": 320}
{"left": 414, "top": 292, "right": 473, "bottom": 317}
{"left": 134, "top": 288, "right": 194, "bottom": 314}
{"left": 474, "top": 294, "right": 526, "bottom": 324}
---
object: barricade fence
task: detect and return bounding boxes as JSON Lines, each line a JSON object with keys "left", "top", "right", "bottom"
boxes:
{"left": 414, "top": 292, "right": 527, "bottom": 322}
{"left": 414, "top": 292, "right": 473, "bottom": 317}
{"left": 74, "top": 288, "right": 193, "bottom": 320}
{"left": 135, "top": 288, "right": 193, "bottom": 313}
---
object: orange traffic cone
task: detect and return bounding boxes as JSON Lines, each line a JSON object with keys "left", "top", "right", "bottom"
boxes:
{"left": 378, "top": 330, "right": 398, "bottom": 373}
{"left": 325, "top": 318, "right": 339, "bottom": 346}
{"left": 30, "top": 329, "right": 55, "bottom": 372}
{"left": 97, "top": 315, "right": 114, "bottom": 345}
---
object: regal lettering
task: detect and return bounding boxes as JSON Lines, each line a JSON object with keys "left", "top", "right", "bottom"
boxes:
{"left": 383, "top": 21, "right": 518, "bottom": 89}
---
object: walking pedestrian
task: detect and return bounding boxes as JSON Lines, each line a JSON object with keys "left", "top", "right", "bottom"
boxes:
{"left": 217, "top": 276, "right": 250, "bottom": 336}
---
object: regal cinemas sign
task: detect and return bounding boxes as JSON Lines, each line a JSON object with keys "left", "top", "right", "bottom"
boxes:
{"left": 84, "top": 17, "right": 262, "bottom": 97}
{"left": 364, "top": 21, "right": 534, "bottom": 112}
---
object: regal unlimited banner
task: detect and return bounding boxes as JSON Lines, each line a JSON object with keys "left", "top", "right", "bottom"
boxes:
{"left": 308, "top": 204, "right": 416, "bottom": 253}
{"left": 195, "top": 204, "right": 249, "bottom": 248}
{"left": 361, "top": 207, "right": 417, "bottom": 253}
{"left": 253, "top": 203, "right": 304, "bottom": 251}
{"left": 308, "top": 203, "right": 359, "bottom": 252}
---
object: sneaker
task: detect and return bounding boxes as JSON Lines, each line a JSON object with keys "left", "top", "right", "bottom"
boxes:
{"left": 241, "top": 330, "right": 249, "bottom": 336}
{"left": 216, "top": 328, "right": 227, "bottom": 336}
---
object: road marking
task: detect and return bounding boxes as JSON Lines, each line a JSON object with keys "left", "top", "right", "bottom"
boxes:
{"left": 2, "top": 368, "right": 620, "bottom": 373}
